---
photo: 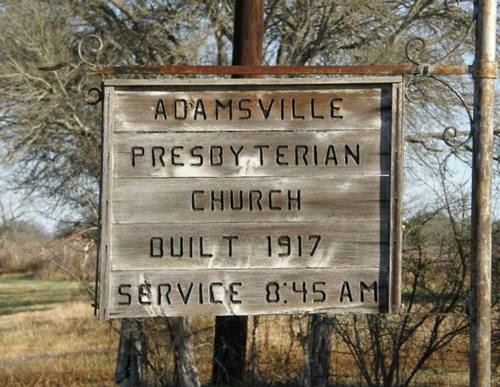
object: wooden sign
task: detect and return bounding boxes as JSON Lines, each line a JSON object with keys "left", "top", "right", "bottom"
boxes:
{"left": 98, "top": 78, "right": 403, "bottom": 319}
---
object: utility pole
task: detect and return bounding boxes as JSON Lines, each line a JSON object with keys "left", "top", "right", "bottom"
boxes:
{"left": 470, "top": 1, "right": 496, "bottom": 386}
{"left": 211, "top": 0, "right": 264, "bottom": 385}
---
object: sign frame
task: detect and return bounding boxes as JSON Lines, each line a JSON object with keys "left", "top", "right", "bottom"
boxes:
{"left": 97, "top": 77, "right": 403, "bottom": 319}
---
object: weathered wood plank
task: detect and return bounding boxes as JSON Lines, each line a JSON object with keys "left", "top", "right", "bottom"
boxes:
{"left": 113, "top": 130, "right": 390, "bottom": 178}
{"left": 98, "top": 78, "right": 404, "bottom": 319}
{"left": 390, "top": 82, "right": 404, "bottom": 313}
{"left": 99, "top": 86, "right": 115, "bottom": 316}
{"left": 107, "top": 268, "right": 383, "bottom": 318}
{"left": 111, "top": 176, "right": 389, "bottom": 224}
{"left": 113, "top": 86, "right": 392, "bottom": 132}
{"left": 110, "top": 221, "right": 389, "bottom": 270}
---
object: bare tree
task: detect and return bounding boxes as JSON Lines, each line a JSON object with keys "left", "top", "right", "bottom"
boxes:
{"left": 1, "top": 1, "right": 498, "bottom": 385}
{"left": 333, "top": 155, "right": 475, "bottom": 386}
{"left": 115, "top": 319, "right": 148, "bottom": 386}
{"left": 0, "top": 1, "right": 213, "bottom": 384}
{"left": 167, "top": 317, "right": 201, "bottom": 387}
{"left": 299, "top": 315, "right": 333, "bottom": 387}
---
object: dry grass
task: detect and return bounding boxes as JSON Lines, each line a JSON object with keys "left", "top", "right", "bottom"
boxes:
{"left": 0, "top": 274, "right": 119, "bottom": 386}
{"left": 0, "top": 273, "right": 496, "bottom": 386}
{"left": 0, "top": 272, "right": 87, "bottom": 315}
{"left": 0, "top": 301, "right": 119, "bottom": 385}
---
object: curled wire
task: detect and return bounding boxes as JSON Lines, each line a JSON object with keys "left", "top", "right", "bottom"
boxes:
{"left": 76, "top": 34, "right": 104, "bottom": 105}
{"left": 77, "top": 75, "right": 103, "bottom": 105}
{"left": 85, "top": 87, "right": 103, "bottom": 105}
{"left": 405, "top": 76, "right": 426, "bottom": 103}
{"left": 406, "top": 74, "right": 473, "bottom": 150}
{"left": 432, "top": 75, "right": 473, "bottom": 148}
{"left": 77, "top": 34, "right": 104, "bottom": 68}
{"left": 441, "top": 127, "right": 464, "bottom": 148}
{"left": 405, "top": 37, "right": 427, "bottom": 65}
{"left": 405, "top": 14, "right": 474, "bottom": 66}
{"left": 404, "top": 9, "right": 474, "bottom": 152}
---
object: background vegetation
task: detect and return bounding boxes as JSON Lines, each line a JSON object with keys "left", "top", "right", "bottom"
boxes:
{"left": 0, "top": 0, "right": 498, "bottom": 386}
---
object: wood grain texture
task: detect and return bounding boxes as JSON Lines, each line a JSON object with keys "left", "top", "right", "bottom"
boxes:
{"left": 107, "top": 268, "right": 383, "bottom": 318}
{"left": 110, "top": 221, "right": 389, "bottom": 270}
{"left": 111, "top": 176, "right": 389, "bottom": 224}
{"left": 389, "top": 82, "right": 404, "bottom": 313}
{"left": 113, "top": 130, "right": 390, "bottom": 178}
{"left": 113, "top": 86, "right": 392, "bottom": 132}
{"left": 98, "top": 87, "right": 115, "bottom": 318}
{"left": 98, "top": 78, "right": 404, "bottom": 319}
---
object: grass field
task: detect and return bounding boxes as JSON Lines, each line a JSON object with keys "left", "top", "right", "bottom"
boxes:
{"left": 0, "top": 272, "right": 495, "bottom": 386}
{"left": 0, "top": 273, "right": 118, "bottom": 386}
{"left": 0, "top": 272, "right": 88, "bottom": 315}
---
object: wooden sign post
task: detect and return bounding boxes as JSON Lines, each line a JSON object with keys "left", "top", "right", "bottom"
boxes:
{"left": 98, "top": 77, "right": 403, "bottom": 319}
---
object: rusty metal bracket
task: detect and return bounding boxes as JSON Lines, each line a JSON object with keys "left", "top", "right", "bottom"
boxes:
{"left": 405, "top": 73, "right": 474, "bottom": 150}
{"left": 403, "top": 15, "right": 476, "bottom": 154}
{"left": 415, "top": 64, "right": 431, "bottom": 76}
{"left": 90, "top": 64, "right": 471, "bottom": 77}
{"left": 473, "top": 59, "right": 497, "bottom": 79}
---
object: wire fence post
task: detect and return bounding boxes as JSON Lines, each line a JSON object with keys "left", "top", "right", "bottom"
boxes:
{"left": 470, "top": 1, "right": 496, "bottom": 386}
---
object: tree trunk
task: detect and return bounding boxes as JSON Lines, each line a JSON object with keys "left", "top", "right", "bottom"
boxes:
{"left": 249, "top": 316, "right": 259, "bottom": 379}
{"left": 168, "top": 317, "right": 201, "bottom": 387}
{"left": 212, "top": 316, "right": 248, "bottom": 385}
{"left": 115, "top": 319, "right": 148, "bottom": 386}
{"left": 301, "top": 315, "right": 333, "bottom": 387}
